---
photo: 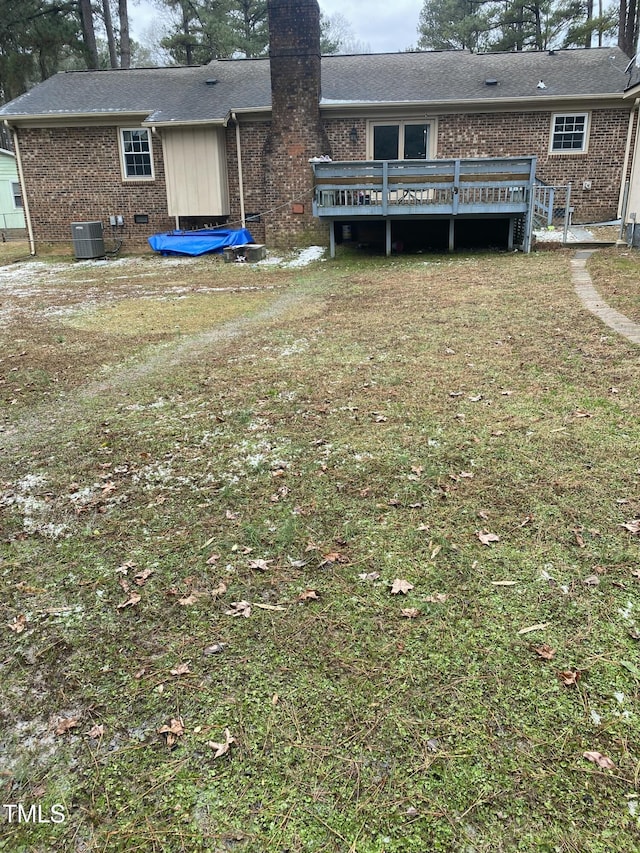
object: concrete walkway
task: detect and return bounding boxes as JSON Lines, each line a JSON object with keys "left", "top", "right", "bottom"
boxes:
{"left": 571, "top": 249, "right": 640, "bottom": 345}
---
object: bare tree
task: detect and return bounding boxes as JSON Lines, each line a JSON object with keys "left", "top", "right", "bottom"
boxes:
{"left": 103, "top": 0, "right": 118, "bottom": 67}
{"left": 79, "top": 0, "right": 99, "bottom": 68}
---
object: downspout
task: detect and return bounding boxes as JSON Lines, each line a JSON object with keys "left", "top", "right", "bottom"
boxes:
{"left": 618, "top": 99, "right": 639, "bottom": 219}
{"left": 8, "top": 123, "right": 36, "bottom": 255}
{"left": 231, "top": 112, "right": 246, "bottom": 229}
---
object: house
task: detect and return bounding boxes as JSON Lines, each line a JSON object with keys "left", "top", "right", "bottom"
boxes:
{"left": 623, "top": 60, "right": 640, "bottom": 246}
{"left": 0, "top": 0, "right": 637, "bottom": 255}
{"left": 0, "top": 148, "right": 26, "bottom": 239}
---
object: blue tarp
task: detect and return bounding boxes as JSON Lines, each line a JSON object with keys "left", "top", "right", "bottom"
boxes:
{"left": 148, "top": 228, "right": 255, "bottom": 256}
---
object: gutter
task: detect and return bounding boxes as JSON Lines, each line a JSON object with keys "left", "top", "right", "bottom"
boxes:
{"left": 8, "top": 123, "right": 35, "bottom": 255}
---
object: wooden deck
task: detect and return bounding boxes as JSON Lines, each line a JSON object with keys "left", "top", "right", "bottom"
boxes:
{"left": 312, "top": 156, "right": 537, "bottom": 255}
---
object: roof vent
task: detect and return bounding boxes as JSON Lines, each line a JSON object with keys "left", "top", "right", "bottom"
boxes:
{"left": 205, "top": 78, "right": 218, "bottom": 86}
{"left": 484, "top": 78, "right": 498, "bottom": 86}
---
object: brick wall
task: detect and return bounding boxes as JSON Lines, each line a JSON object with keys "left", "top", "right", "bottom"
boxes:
{"left": 437, "top": 107, "right": 631, "bottom": 222}
{"left": 18, "top": 125, "right": 173, "bottom": 247}
{"left": 225, "top": 121, "right": 270, "bottom": 244}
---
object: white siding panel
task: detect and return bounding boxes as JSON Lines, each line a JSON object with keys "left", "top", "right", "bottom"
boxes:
{"left": 163, "top": 127, "right": 230, "bottom": 217}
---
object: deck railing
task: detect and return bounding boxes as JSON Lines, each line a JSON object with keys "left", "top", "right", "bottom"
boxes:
{"left": 312, "top": 157, "right": 537, "bottom": 220}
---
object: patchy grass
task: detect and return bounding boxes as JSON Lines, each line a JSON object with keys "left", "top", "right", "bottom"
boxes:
{"left": 0, "top": 241, "right": 31, "bottom": 265}
{"left": 588, "top": 248, "right": 640, "bottom": 324}
{"left": 1, "top": 248, "right": 640, "bottom": 852}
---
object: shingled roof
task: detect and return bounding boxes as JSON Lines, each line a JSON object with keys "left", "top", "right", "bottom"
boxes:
{"left": 0, "top": 47, "right": 632, "bottom": 125}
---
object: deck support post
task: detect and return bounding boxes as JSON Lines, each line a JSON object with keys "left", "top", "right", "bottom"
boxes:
{"left": 329, "top": 220, "right": 336, "bottom": 258}
{"left": 448, "top": 218, "right": 455, "bottom": 252}
{"left": 508, "top": 217, "right": 514, "bottom": 251}
{"left": 386, "top": 218, "right": 392, "bottom": 256}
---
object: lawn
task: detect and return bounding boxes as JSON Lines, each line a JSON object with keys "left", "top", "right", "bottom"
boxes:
{"left": 1, "top": 246, "right": 639, "bottom": 853}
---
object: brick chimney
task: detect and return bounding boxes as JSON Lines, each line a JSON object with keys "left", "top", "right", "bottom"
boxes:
{"left": 263, "top": 0, "right": 331, "bottom": 247}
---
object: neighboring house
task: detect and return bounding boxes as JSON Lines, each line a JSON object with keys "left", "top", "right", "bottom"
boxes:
{"left": 0, "top": 0, "right": 637, "bottom": 254}
{"left": 0, "top": 149, "right": 26, "bottom": 237}
{"left": 623, "top": 61, "right": 640, "bottom": 246}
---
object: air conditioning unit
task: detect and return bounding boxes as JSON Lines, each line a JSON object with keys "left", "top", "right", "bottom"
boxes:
{"left": 71, "top": 221, "right": 105, "bottom": 260}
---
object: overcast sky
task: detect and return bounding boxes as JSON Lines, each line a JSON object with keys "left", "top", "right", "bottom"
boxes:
{"left": 128, "top": 1, "right": 423, "bottom": 56}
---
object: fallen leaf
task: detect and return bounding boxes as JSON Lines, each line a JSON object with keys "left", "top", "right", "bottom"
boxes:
{"left": 133, "top": 568, "right": 154, "bottom": 586}
{"left": 533, "top": 644, "right": 556, "bottom": 660}
{"left": 424, "top": 593, "right": 448, "bottom": 603}
{"left": 117, "top": 592, "right": 141, "bottom": 609}
{"left": 116, "top": 560, "right": 136, "bottom": 574}
{"left": 391, "top": 578, "right": 414, "bottom": 595}
{"left": 206, "top": 553, "right": 220, "bottom": 564}
{"left": 203, "top": 643, "right": 226, "bottom": 655}
{"left": 518, "top": 623, "right": 550, "bottom": 635}
{"left": 55, "top": 717, "right": 80, "bottom": 736}
{"left": 558, "top": 669, "right": 581, "bottom": 686}
{"left": 621, "top": 519, "right": 640, "bottom": 535}
{"left": 170, "top": 663, "right": 191, "bottom": 676}
{"left": 133, "top": 667, "right": 146, "bottom": 679}
{"left": 583, "top": 574, "right": 600, "bottom": 586}
{"left": 358, "top": 571, "right": 381, "bottom": 581}
{"left": 178, "top": 591, "right": 206, "bottom": 606}
{"left": 574, "top": 409, "right": 593, "bottom": 418}
{"left": 225, "top": 601, "right": 252, "bottom": 617}
{"left": 248, "top": 558, "right": 273, "bottom": 571}
{"left": 320, "top": 551, "right": 349, "bottom": 566}
{"left": 468, "top": 394, "right": 483, "bottom": 402}
{"left": 211, "top": 581, "right": 227, "bottom": 599}
{"left": 298, "top": 589, "right": 319, "bottom": 602}
{"left": 253, "top": 603, "right": 286, "bottom": 611}
{"left": 400, "top": 608, "right": 420, "bottom": 618}
{"left": 87, "top": 724, "right": 104, "bottom": 739}
{"left": 8, "top": 614, "right": 27, "bottom": 633}
{"left": 208, "top": 728, "right": 235, "bottom": 759}
{"left": 574, "top": 530, "right": 585, "bottom": 548}
{"left": 476, "top": 530, "right": 500, "bottom": 546}
{"left": 632, "top": 569, "right": 640, "bottom": 579}
{"left": 158, "top": 717, "right": 185, "bottom": 747}
{"left": 271, "top": 693, "right": 280, "bottom": 706}
{"left": 583, "top": 750, "right": 615, "bottom": 770}
{"left": 491, "top": 580, "right": 517, "bottom": 586}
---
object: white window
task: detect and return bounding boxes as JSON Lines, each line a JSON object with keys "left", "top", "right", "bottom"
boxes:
{"left": 370, "top": 121, "right": 432, "bottom": 160}
{"left": 11, "top": 181, "right": 22, "bottom": 208}
{"left": 119, "top": 128, "right": 154, "bottom": 179}
{"left": 551, "top": 114, "right": 588, "bottom": 153}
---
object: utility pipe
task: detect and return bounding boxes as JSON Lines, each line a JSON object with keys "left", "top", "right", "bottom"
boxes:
{"left": 9, "top": 123, "right": 35, "bottom": 255}
{"left": 618, "top": 98, "right": 640, "bottom": 220}
{"left": 231, "top": 112, "right": 246, "bottom": 229}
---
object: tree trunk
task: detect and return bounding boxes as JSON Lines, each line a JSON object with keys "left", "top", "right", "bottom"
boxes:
{"left": 584, "top": 0, "right": 593, "bottom": 48}
{"left": 103, "top": 0, "right": 118, "bottom": 68}
{"left": 119, "top": 0, "right": 131, "bottom": 69}
{"left": 79, "top": 0, "right": 99, "bottom": 69}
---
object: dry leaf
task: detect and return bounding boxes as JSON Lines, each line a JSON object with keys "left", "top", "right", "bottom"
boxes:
{"left": 117, "top": 592, "right": 141, "bottom": 609}
{"left": 583, "top": 750, "right": 615, "bottom": 770}
{"left": 225, "top": 601, "right": 252, "bottom": 617}
{"left": 391, "top": 578, "right": 414, "bottom": 595}
{"left": 206, "top": 553, "right": 220, "bottom": 564}
{"left": 203, "top": 643, "right": 226, "bottom": 655}
{"left": 518, "top": 623, "right": 550, "bottom": 635}
{"left": 133, "top": 568, "right": 154, "bottom": 586}
{"left": 271, "top": 693, "right": 280, "bottom": 706}
{"left": 320, "top": 551, "right": 349, "bottom": 565}
{"left": 574, "top": 410, "right": 593, "bottom": 418}
{"left": 211, "top": 581, "right": 227, "bottom": 599}
{"left": 87, "top": 724, "right": 104, "bottom": 739}
{"left": 491, "top": 580, "right": 517, "bottom": 586}
{"left": 253, "top": 603, "right": 286, "bottom": 611}
{"left": 178, "top": 591, "right": 206, "bottom": 606}
{"left": 208, "top": 728, "right": 235, "bottom": 759}
{"left": 558, "top": 669, "right": 581, "bottom": 686}
{"left": 158, "top": 717, "right": 185, "bottom": 747}
{"left": 298, "top": 589, "right": 319, "bottom": 601}
{"left": 533, "top": 644, "right": 556, "bottom": 660}
{"left": 55, "top": 717, "right": 80, "bottom": 736}
{"left": 400, "top": 608, "right": 420, "bottom": 618}
{"left": 133, "top": 666, "right": 146, "bottom": 679}
{"left": 8, "top": 614, "right": 27, "bottom": 633}
{"left": 621, "top": 519, "right": 640, "bottom": 535}
{"left": 477, "top": 530, "right": 500, "bottom": 546}
{"left": 248, "top": 558, "right": 272, "bottom": 571}
{"left": 424, "top": 593, "right": 448, "bottom": 603}
{"left": 170, "top": 663, "right": 191, "bottom": 676}
{"left": 358, "top": 571, "right": 381, "bottom": 581}
{"left": 583, "top": 574, "right": 600, "bottom": 586}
